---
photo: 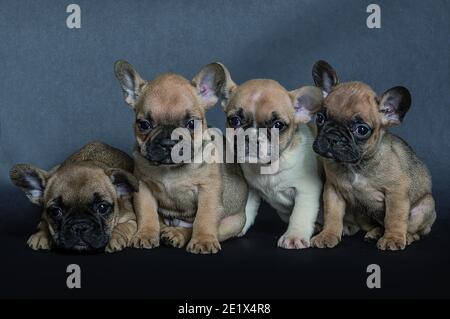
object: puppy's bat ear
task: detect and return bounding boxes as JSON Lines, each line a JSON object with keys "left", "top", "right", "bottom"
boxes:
{"left": 105, "top": 168, "right": 139, "bottom": 199}
{"left": 10, "top": 164, "right": 49, "bottom": 205}
{"left": 192, "top": 62, "right": 237, "bottom": 109}
{"left": 379, "top": 86, "right": 411, "bottom": 126}
{"left": 290, "top": 86, "right": 324, "bottom": 124}
{"left": 114, "top": 60, "right": 146, "bottom": 108}
{"left": 312, "top": 60, "right": 339, "bottom": 96}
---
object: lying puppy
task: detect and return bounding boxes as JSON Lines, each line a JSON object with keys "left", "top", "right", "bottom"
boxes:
{"left": 197, "top": 63, "right": 324, "bottom": 249}
{"left": 114, "top": 60, "right": 248, "bottom": 254}
{"left": 10, "top": 142, "right": 138, "bottom": 253}
{"left": 310, "top": 60, "right": 436, "bottom": 250}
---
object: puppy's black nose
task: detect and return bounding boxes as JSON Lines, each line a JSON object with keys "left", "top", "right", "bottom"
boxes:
{"left": 159, "top": 138, "right": 177, "bottom": 147}
{"left": 326, "top": 133, "right": 346, "bottom": 146}
{"left": 71, "top": 222, "right": 93, "bottom": 235}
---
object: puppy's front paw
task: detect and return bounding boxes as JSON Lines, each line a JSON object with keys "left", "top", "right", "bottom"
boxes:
{"left": 311, "top": 231, "right": 340, "bottom": 248}
{"left": 161, "top": 227, "right": 189, "bottom": 248}
{"left": 106, "top": 234, "right": 128, "bottom": 253}
{"left": 131, "top": 228, "right": 160, "bottom": 249}
{"left": 377, "top": 234, "right": 406, "bottom": 251}
{"left": 27, "top": 231, "right": 51, "bottom": 250}
{"left": 364, "top": 227, "right": 383, "bottom": 242}
{"left": 406, "top": 233, "right": 420, "bottom": 245}
{"left": 186, "top": 235, "right": 221, "bottom": 254}
{"left": 277, "top": 232, "right": 310, "bottom": 249}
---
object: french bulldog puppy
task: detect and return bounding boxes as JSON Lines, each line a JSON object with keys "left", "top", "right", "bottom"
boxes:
{"left": 114, "top": 60, "right": 248, "bottom": 254}
{"left": 310, "top": 60, "right": 436, "bottom": 250}
{"left": 10, "top": 142, "right": 139, "bottom": 253}
{"left": 197, "top": 63, "right": 324, "bottom": 249}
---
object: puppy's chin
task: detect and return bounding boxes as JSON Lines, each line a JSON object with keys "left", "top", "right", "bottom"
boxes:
{"left": 143, "top": 153, "right": 185, "bottom": 167}
{"left": 53, "top": 243, "right": 107, "bottom": 255}
{"left": 53, "top": 234, "right": 109, "bottom": 254}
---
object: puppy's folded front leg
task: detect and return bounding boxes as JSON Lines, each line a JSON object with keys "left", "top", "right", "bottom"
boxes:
{"left": 28, "top": 220, "right": 51, "bottom": 250}
{"left": 131, "top": 181, "right": 160, "bottom": 249}
{"left": 186, "top": 185, "right": 221, "bottom": 254}
{"left": 278, "top": 184, "right": 321, "bottom": 249}
{"left": 377, "top": 190, "right": 409, "bottom": 251}
{"left": 311, "top": 182, "right": 345, "bottom": 248}
{"left": 106, "top": 210, "right": 137, "bottom": 253}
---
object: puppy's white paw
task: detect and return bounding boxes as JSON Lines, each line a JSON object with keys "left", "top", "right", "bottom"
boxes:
{"left": 277, "top": 232, "right": 310, "bottom": 249}
{"left": 27, "top": 231, "right": 51, "bottom": 250}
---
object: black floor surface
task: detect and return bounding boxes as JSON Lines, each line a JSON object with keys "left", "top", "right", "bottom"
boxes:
{"left": 0, "top": 200, "right": 449, "bottom": 299}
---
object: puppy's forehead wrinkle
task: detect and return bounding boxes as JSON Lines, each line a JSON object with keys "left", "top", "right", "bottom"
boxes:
{"left": 326, "top": 82, "right": 378, "bottom": 123}
{"left": 45, "top": 165, "right": 115, "bottom": 206}
{"left": 233, "top": 79, "right": 293, "bottom": 123}
{"left": 138, "top": 73, "right": 203, "bottom": 122}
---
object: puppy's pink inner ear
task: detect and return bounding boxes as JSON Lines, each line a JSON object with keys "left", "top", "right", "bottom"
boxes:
{"left": 200, "top": 84, "right": 210, "bottom": 96}
{"left": 381, "top": 104, "right": 399, "bottom": 121}
{"left": 294, "top": 95, "right": 314, "bottom": 123}
{"left": 380, "top": 98, "right": 403, "bottom": 125}
{"left": 294, "top": 106, "right": 312, "bottom": 123}
{"left": 198, "top": 83, "right": 218, "bottom": 106}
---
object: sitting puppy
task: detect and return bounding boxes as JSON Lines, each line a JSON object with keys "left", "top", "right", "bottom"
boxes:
{"left": 10, "top": 142, "right": 139, "bottom": 253}
{"left": 310, "top": 60, "right": 436, "bottom": 250}
{"left": 197, "top": 63, "right": 324, "bottom": 249}
{"left": 114, "top": 60, "right": 248, "bottom": 254}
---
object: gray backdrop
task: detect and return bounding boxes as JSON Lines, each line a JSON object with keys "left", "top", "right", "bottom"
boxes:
{"left": 1, "top": 0, "right": 449, "bottom": 224}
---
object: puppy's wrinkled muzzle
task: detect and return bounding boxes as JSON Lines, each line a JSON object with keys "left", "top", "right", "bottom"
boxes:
{"left": 313, "top": 128, "right": 361, "bottom": 164}
{"left": 56, "top": 218, "right": 108, "bottom": 253}
{"left": 144, "top": 126, "right": 181, "bottom": 165}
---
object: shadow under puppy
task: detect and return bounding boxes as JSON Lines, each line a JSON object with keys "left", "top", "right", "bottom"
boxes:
{"left": 310, "top": 60, "right": 436, "bottom": 250}
{"left": 10, "top": 142, "right": 139, "bottom": 253}
{"left": 197, "top": 63, "right": 324, "bottom": 249}
{"left": 114, "top": 60, "right": 248, "bottom": 254}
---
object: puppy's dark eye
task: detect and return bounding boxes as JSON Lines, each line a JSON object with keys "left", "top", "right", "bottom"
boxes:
{"left": 136, "top": 119, "right": 152, "bottom": 132}
{"left": 186, "top": 119, "right": 196, "bottom": 130}
{"left": 228, "top": 116, "right": 242, "bottom": 128}
{"left": 96, "top": 203, "right": 111, "bottom": 215}
{"left": 315, "top": 112, "right": 326, "bottom": 126}
{"left": 353, "top": 124, "right": 371, "bottom": 138}
{"left": 48, "top": 206, "right": 63, "bottom": 219}
{"left": 272, "top": 120, "right": 286, "bottom": 131}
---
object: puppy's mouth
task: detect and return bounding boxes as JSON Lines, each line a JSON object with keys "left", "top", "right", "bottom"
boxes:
{"left": 313, "top": 139, "right": 361, "bottom": 164}
{"left": 54, "top": 230, "right": 109, "bottom": 254}
{"left": 53, "top": 239, "right": 107, "bottom": 254}
{"left": 72, "top": 241, "right": 90, "bottom": 251}
{"left": 144, "top": 155, "right": 176, "bottom": 166}
{"left": 142, "top": 141, "right": 188, "bottom": 166}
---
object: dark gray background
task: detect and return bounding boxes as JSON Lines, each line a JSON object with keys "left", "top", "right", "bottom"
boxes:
{"left": 0, "top": 0, "right": 449, "bottom": 299}
{"left": 1, "top": 0, "right": 449, "bottom": 220}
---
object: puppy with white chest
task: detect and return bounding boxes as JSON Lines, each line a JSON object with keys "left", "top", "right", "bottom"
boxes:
{"left": 198, "top": 63, "right": 324, "bottom": 249}
{"left": 310, "top": 60, "right": 436, "bottom": 250}
{"left": 114, "top": 60, "right": 248, "bottom": 254}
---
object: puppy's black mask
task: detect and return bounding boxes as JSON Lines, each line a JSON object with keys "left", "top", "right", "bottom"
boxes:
{"left": 144, "top": 125, "right": 180, "bottom": 165}
{"left": 312, "top": 109, "right": 372, "bottom": 164}
{"left": 51, "top": 196, "right": 111, "bottom": 253}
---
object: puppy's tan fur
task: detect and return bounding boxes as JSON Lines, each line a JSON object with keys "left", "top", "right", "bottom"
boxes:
{"left": 310, "top": 62, "right": 436, "bottom": 250}
{"left": 198, "top": 63, "right": 324, "bottom": 249}
{"left": 115, "top": 61, "right": 248, "bottom": 254}
{"left": 10, "top": 142, "right": 138, "bottom": 253}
